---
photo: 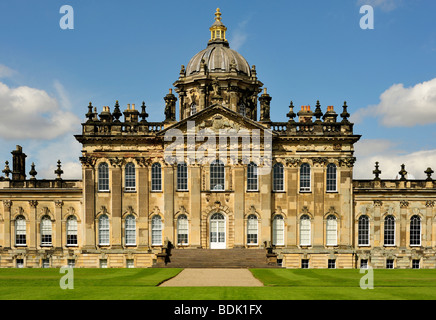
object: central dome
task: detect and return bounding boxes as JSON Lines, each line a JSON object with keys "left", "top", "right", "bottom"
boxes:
{"left": 185, "top": 42, "right": 251, "bottom": 76}
{"left": 185, "top": 8, "right": 251, "bottom": 77}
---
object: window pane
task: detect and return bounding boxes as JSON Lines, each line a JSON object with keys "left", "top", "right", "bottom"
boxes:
{"left": 273, "top": 215, "right": 284, "bottom": 246}
{"left": 99, "top": 215, "right": 109, "bottom": 245}
{"left": 326, "top": 163, "right": 337, "bottom": 192}
{"left": 247, "top": 162, "right": 258, "bottom": 191}
{"left": 358, "top": 215, "right": 369, "bottom": 246}
{"left": 177, "top": 163, "right": 188, "bottom": 191}
{"left": 125, "top": 163, "right": 136, "bottom": 191}
{"left": 15, "top": 216, "right": 26, "bottom": 246}
{"left": 247, "top": 215, "right": 258, "bottom": 245}
{"left": 151, "top": 163, "right": 162, "bottom": 191}
{"left": 66, "top": 216, "right": 78, "bottom": 246}
{"left": 210, "top": 160, "right": 225, "bottom": 191}
{"left": 125, "top": 215, "right": 136, "bottom": 245}
{"left": 152, "top": 215, "right": 162, "bottom": 245}
{"left": 98, "top": 163, "right": 109, "bottom": 191}
{"left": 410, "top": 215, "right": 421, "bottom": 246}
{"left": 384, "top": 215, "right": 395, "bottom": 246}
{"left": 41, "top": 216, "right": 52, "bottom": 246}
{"left": 300, "top": 215, "right": 311, "bottom": 246}
{"left": 273, "top": 163, "right": 284, "bottom": 191}
{"left": 177, "top": 214, "right": 188, "bottom": 245}
{"left": 300, "top": 164, "right": 311, "bottom": 192}
{"left": 326, "top": 215, "right": 337, "bottom": 246}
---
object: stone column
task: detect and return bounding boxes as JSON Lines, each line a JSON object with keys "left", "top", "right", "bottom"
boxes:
{"left": 54, "top": 200, "right": 63, "bottom": 248}
{"left": 29, "top": 200, "right": 38, "bottom": 249}
{"left": 137, "top": 161, "right": 149, "bottom": 248}
{"left": 80, "top": 157, "right": 96, "bottom": 249}
{"left": 373, "top": 200, "right": 382, "bottom": 247}
{"left": 2, "top": 200, "right": 12, "bottom": 248}
{"left": 190, "top": 163, "right": 201, "bottom": 247}
{"left": 399, "top": 200, "right": 409, "bottom": 248}
{"left": 163, "top": 165, "right": 174, "bottom": 243}
{"left": 425, "top": 201, "right": 434, "bottom": 248}
{"left": 313, "top": 163, "right": 325, "bottom": 246}
{"left": 260, "top": 164, "right": 272, "bottom": 246}
{"left": 110, "top": 159, "right": 123, "bottom": 248}
{"left": 285, "top": 161, "right": 298, "bottom": 247}
{"left": 233, "top": 164, "right": 245, "bottom": 247}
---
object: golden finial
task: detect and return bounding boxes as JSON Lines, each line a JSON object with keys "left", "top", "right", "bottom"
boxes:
{"left": 215, "top": 8, "right": 222, "bottom": 21}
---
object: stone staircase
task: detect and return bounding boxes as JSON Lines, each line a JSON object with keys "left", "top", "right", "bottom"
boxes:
{"left": 153, "top": 248, "right": 278, "bottom": 268}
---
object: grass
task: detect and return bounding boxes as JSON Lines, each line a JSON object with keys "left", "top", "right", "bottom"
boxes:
{"left": 0, "top": 268, "right": 435, "bottom": 300}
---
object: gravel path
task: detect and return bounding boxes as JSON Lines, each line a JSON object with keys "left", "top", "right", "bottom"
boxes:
{"left": 159, "top": 268, "right": 264, "bottom": 287}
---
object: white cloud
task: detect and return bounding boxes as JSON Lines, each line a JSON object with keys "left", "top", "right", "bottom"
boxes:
{"left": 0, "top": 64, "right": 16, "bottom": 78}
{"left": 0, "top": 81, "right": 80, "bottom": 139}
{"left": 351, "top": 78, "right": 436, "bottom": 127}
{"left": 356, "top": 0, "right": 401, "bottom": 12}
{"left": 229, "top": 19, "right": 250, "bottom": 51}
{"left": 354, "top": 139, "right": 436, "bottom": 179}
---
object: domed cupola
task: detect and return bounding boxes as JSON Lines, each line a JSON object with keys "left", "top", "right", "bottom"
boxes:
{"left": 173, "top": 8, "right": 264, "bottom": 121}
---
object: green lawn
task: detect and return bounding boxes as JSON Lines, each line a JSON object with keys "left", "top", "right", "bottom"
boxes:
{"left": 0, "top": 268, "right": 435, "bottom": 300}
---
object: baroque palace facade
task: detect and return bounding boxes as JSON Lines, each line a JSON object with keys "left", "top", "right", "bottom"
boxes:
{"left": 0, "top": 9, "right": 435, "bottom": 269}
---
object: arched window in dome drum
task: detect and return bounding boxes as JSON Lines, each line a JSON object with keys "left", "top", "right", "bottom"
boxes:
{"left": 190, "top": 103, "right": 197, "bottom": 116}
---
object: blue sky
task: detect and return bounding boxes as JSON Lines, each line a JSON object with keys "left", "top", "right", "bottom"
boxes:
{"left": 0, "top": 0, "right": 435, "bottom": 179}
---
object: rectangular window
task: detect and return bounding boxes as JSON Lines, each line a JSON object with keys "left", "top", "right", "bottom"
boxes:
{"left": 301, "top": 259, "right": 309, "bottom": 269}
{"left": 273, "top": 163, "right": 284, "bottom": 192}
{"left": 299, "top": 164, "right": 311, "bottom": 192}
{"left": 328, "top": 259, "right": 336, "bottom": 269}
{"left": 100, "top": 259, "right": 108, "bottom": 268}
{"left": 326, "top": 164, "right": 337, "bottom": 192}
{"left": 412, "top": 259, "right": 420, "bottom": 269}
{"left": 16, "top": 259, "right": 24, "bottom": 268}
{"left": 151, "top": 163, "right": 162, "bottom": 192}
{"left": 67, "top": 259, "right": 75, "bottom": 268}
{"left": 42, "top": 259, "right": 50, "bottom": 268}
{"left": 126, "top": 259, "right": 135, "bottom": 268}
{"left": 177, "top": 163, "right": 188, "bottom": 191}
{"left": 386, "top": 259, "right": 394, "bottom": 269}
{"left": 360, "top": 259, "right": 368, "bottom": 269}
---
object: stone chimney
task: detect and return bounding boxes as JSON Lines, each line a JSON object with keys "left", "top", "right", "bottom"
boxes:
{"left": 11, "top": 145, "right": 27, "bottom": 181}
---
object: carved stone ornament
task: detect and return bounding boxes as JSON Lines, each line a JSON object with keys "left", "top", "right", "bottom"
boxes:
{"left": 55, "top": 200, "right": 64, "bottom": 208}
{"left": 3, "top": 200, "right": 12, "bottom": 209}
{"left": 400, "top": 200, "right": 409, "bottom": 208}
{"left": 373, "top": 200, "right": 383, "bottom": 207}
{"left": 285, "top": 157, "right": 301, "bottom": 167}
{"left": 28, "top": 200, "right": 38, "bottom": 208}
{"left": 79, "top": 156, "right": 97, "bottom": 168}
{"left": 109, "top": 157, "right": 125, "bottom": 168}
{"left": 425, "top": 200, "right": 435, "bottom": 208}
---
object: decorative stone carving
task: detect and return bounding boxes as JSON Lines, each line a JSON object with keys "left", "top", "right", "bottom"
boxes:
{"left": 400, "top": 200, "right": 409, "bottom": 208}
{"left": 79, "top": 156, "right": 96, "bottom": 168}
{"left": 425, "top": 200, "right": 435, "bottom": 207}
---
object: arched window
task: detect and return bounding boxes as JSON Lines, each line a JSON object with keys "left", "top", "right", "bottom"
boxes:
{"left": 384, "top": 215, "right": 395, "bottom": 246}
{"left": 98, "top": 214, "right": 110, "bottom": 246}
{"left": 41, "top": 216, "right": 52, "bottom": 246}
{"left": 190, "top": 103, "right": 197, "bottom": 116}
{"left": 151, "top": 215, "right": 162, "bottom": 246}
{"left": 177, "top": 214, "right": 189, "bottom": 245}
{"left": 273, "top": 163, "right": 284, "bottom": 191}
{"left": 326, "top": 163, "right": 337, "bottom": 192}
{"left": 125, "top": 215, "right": 136, "bottom": 246}
{"left": 358, "top": 215, "right": 370, "bottom": 246}
{"left": 210, "top": 160, "right": 225, "bottom": 191}
{"left": 247, "top": 162, "right": 258, "bottom": 191}
{"left": 300, "top": 215, "right": 311, "bottom": 246}
{"left": 151, "top": 162, "right": 162, "bottom": 191}
{"left": 66, "top": 216, "right": 78, "bottom": 246}
{"left": 272, "top": 215, "right": 284, "bottom": 246}
{"left": 15, "top": 215, "right": 26, "bottom": 246}
{"left": 177, "top": 162, "right": 188, "bottom": 191}
{"left": 410, "top": 215, "right": 421, "bottom": 246}
{"left": 125, "top": 163, "right": 136, "bottom": 191}
{"left": 326, "top": 215, "right": 337, "bottom": 246}
{"left": 300, "top": 163, "right": 311, "bottom": 192}
{"left": 247, "top": 214, "right": 258, "bottom": 245}
{"left": 98, "top": 163, "right": 109, "bottom": 191}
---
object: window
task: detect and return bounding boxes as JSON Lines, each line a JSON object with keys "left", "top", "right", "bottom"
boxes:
{"left": 151, "top": 162, "right": 162, "bottom": 191}
{"left": 210, "top": 160, "right": 225, "bottom": 191}
{"left": 300, "top": 163, "right": 311, "bottom": 192}
{"left": 66, "top": 216, "right": 78, "bottom": 246}
{"left": 328, "top": 259, "right": 336, "bottom": 269}
{"left": 42, "top": 259, "right": 50, "bottom": 268}
{"left": 384, "top": 215, "right": 395, "bottom": 246}
{"left": 98, "top": 214, "right": 110, "bottom": 246}
{"left": 15, "top": 215, "right": 26, "bottom": 246}
{"left": 239, "top": 104, "right": 246, "bottom": 117}
{"left": 190, "top": 103, "right": 197, "bottom": 116}
{"left": 126, "top": 259, "right": 134, "bottom": 268}
{"left": 177, "top": 214, "right": 189, "bottom": 245}
{"left": 247, "top": 214, "right": 258, "bottom": 245}
{"left": 358, "top": 215, "right": 370, "bottom": 246}
{"left": 386, "top": 259, "right": 394, "bottom": 269}
{"left": 412, "top": 259, "right": 420, "bottom": 269}
{"left": 301, "top": 259, "right": 309, "bottom": 269}
{"left": 40, "top": 216, "right": 52, "bottom": 246}
{"left": 410, "top": 215, "right": 421, "bottom": 246}
{"left": 67, "top": 259, "right": 75, "bottom": 268}
{"left": 100, "top": 259, "right": 108, "bottom": 268}
{"left": 125, "top": 163, "right": 136, "bottom": 191}
{"left": 16, "top": 259, "right": 24, "bottom": 268}
{"left": 272, "top": 215, "right": 284, "bottom": 246}
{"left": 125, "top": 215, "right": 136, "bottom": 246}
{"left": 247, "top": 162, "right": 258, "bottom": 191}
{"left": 98, "top": 163, "right": 109, "bottom": 192}
{"left": 300, "top": 215, "right": 311, "bottom": 246}
{"left": 151, "top": 215, "right": 162, "bottom": 246}
{"left": 326, "top": 215, "right": 337, "bottom": 246}
{"left": 326, "top": 163, "right": 337, "bottom": 192}
{"left": 360, "top": 259, "right": 368, "bottom": 269}
{"left": 177, "top": 162, "right": 188, "bottom": 191}
{"left": 273, "top": 163, "right": 284, "bottom": 191}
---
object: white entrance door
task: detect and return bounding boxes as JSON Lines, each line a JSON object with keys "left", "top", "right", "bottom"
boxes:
{"left": 210, "top": 213, "right": 226, "bottom": 249}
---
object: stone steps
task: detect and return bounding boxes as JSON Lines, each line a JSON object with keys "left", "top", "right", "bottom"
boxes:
{"left": 153, "top": 248, "right": 278, "bottom": 268}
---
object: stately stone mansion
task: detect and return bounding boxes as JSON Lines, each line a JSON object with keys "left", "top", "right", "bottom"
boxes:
{"left": 0, "top": 9, "right": 435, "bottom": 269}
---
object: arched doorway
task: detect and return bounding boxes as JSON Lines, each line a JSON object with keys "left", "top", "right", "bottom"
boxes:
{"left": 210, "top": 212, "right": 226, "bottom": 249}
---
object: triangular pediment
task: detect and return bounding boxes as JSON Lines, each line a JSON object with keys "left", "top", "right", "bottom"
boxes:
{"left": 157, "top": 104, "right": 276, "bottom": 136}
